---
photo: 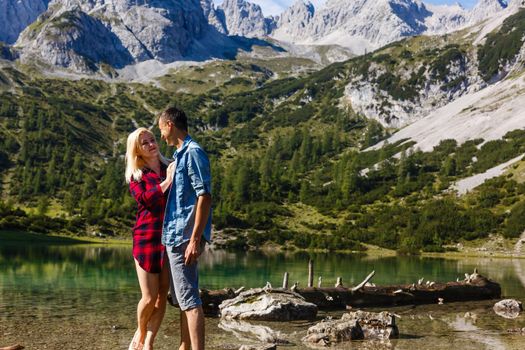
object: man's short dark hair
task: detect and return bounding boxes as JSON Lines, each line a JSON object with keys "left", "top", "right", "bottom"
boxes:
{"left": 160, "top": 107, "right": 188, "bottom": 132}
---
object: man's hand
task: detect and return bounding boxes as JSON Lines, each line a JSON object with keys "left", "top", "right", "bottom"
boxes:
{"left": 184, "top": 239, "right": 201, "bottom": 265}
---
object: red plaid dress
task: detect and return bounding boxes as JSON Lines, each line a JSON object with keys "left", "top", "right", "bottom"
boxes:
{"left": 129, "top": 164, "right": 167, "bottom": 273}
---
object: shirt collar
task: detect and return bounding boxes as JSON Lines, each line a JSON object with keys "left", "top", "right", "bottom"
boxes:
{"left": 173, "top": 135, "right": 192, "bottom": 159}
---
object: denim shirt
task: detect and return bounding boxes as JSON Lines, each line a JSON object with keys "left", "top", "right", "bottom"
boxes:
{"left": 162, "top": 135, "right": 212, "bottom": 247}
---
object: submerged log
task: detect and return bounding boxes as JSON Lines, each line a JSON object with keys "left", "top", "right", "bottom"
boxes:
{"left": 199, "top": 272, "right": 501, "bottom": 315}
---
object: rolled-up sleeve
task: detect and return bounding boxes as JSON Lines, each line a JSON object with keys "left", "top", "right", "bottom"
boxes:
{"left": 130, "top": 180, "right": 163, "bottom": 210}
{"left": 187, "top": 147, "right": 211, "bottom": 197}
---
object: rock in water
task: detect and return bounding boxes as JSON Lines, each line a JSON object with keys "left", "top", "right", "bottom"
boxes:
{"left": 302, "top": 310, "right": 398, "bottom": 346}
{"left": 347, "top": 310, "right": 399, "bottom": 339}
{"left": 303, "top": 316, "right": 364, "bottom": 346}
{"left": 219, "top": 319, "right": 290, "bottom": 344}
{"left": 238, "top": 344, "right": 276, "bottom": 350}
{"left": 494, "top": 299, "right": 523, "bottom": 319}
{"left": 219, "top": 288, "right": 317, "bottom": 321}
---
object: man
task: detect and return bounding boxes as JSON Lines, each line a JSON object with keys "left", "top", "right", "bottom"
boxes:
{"left": 158, "top": 107, "right": 212, "bottom": 350}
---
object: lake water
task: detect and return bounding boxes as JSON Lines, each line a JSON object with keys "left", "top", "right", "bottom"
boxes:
{"left": 1, "top": 241, "right": 525, "bottom": 349}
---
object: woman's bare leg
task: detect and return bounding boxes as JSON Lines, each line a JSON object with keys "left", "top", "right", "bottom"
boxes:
{"left": 144, "top": 256, "right": 170, "bottom": 350}
{"left": 133, "top": 259, "right": 160, "bottom": 349}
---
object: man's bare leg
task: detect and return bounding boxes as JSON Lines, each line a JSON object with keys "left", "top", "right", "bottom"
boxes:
{"left": 185, "top": 306, "right": 205, "bottom": 350}
{"left": 179, "top": 311, "right": 191, "bottom": 350}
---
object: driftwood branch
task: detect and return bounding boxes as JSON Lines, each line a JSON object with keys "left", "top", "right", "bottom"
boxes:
{"left": 335, "top": 277, "right": 343, "bottom": 287}
{"left": 282, "top": 272, "right": 289, "bottom": 289}
{"left": 351, "top": 271, "right": 376, "bottom": 292}
{"left": 308, "top": 260, "right": 314, "bottom": 288}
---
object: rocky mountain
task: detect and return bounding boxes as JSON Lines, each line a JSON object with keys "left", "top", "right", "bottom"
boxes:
{"left": 14, "top": 0, "right": 212, "bottom": 72}
{"left": 17, "top": 9, "right": 135, "bottom": 71}
{"left": 273, "top": 0, "right": 315, "bottom": 41}
{"left": 215, "top": 0, "right": 276, "bottom": 37}
{"left": 344, "top": 6, "right": 525, "bottom": 129}
{"left": 270, "top": 0, "right": 510, "bottom": 53}
{"left": 202, "top": 0, "right": 228, "bottom": 34}
{"left": 0, "top": 0, "right": 520, "bottom": 73}
{"left": 371, "top": 68, "right": 525, "bottom": 152}
{"left": 0, "top": 0, "right": 50, "bottom": 44}
{"left": 422, "top": 3, "right": 467, "bottom": 35}
{"left": 468, "top": 0, "right": 509, "bottom": 24}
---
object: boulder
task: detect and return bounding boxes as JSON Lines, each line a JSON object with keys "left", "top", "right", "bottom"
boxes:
{"left": 302, "top": 310, "right": 398, "bottom": 347}
{"left": 302, "top": 316, "right": 363, "bottom": 346}
{"left": 219, "top": 288, "right": 317, "bottom": 321}
{"left": 494, "top": 299, "right": 523, "bottom": 319}
{"left": 347, "top": 310, "right": 399, "bottom": 339}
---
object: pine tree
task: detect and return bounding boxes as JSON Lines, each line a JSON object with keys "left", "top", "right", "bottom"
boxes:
{"left": 64, "top": 192, "right": 76, "bottom": 215}
{"left": 46, "top": 154, "right": 57, "bottom": 193}
{"left": 442, "top": 156, "right": 457, "bottom": 176}
{"left": 37, "top": 197, "right": 50, "bottom": 216}
{"left": 233, "top": 160, "right": 250, "bottom": 208}
{"left": 397, "top": 148, "right": 408, "bottom": 184}
{"left": 299, "top": 180, "right": 310, "bottom": 203}
{"left": 289, "top": 150, "right": 300, "bottom": 183}
{"left": 33, "top": 168, "right": 43, "bottom": 194}
{"left": 299, "top": 127, "right": 312, "bottom": 172}
{"left": 341, "top": 158, "right": 359, "bottom": 202}
{"left": 72, "top": 154, "right": 83, "bottom": 181}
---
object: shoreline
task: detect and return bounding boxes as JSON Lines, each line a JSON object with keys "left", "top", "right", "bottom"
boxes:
{"left": 2, "top": 230, "right": 524, "bottom": 259}
{"left": 0, "top": 230, "right": 132, "bottom": 245}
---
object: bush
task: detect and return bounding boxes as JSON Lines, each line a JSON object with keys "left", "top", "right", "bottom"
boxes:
{"left": 504, "top": 200, "right": 525, "bottom": 238}
{"left": 224, "top": 236, "right": 249, "bottom": 250}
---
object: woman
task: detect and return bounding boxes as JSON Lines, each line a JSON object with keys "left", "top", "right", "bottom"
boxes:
{"left": 125, "top": 127, "right": 174, "bottom": 350}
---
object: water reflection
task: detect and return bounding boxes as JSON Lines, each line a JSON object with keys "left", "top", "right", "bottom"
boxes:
{"left": 2, "top": 243, "right": 525, "bottom": 296}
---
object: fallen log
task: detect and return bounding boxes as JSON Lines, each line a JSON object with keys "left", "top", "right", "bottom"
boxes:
{"left": 197, "top": 270, "right": 501, "bottom": 315}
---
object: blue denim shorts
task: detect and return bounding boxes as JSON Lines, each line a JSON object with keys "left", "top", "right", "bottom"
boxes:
{"left": 167, "top": 241, "right": 204, "bottom": 311}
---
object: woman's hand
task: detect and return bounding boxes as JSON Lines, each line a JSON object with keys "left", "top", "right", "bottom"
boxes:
{"left": 160, "top": 162, "right": 176, "bottom": 193}
{"left": 166, "top": 161, "right": 176, "bottom": 182}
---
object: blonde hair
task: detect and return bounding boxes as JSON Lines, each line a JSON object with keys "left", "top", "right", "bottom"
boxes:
{"left": 125, "top": 127, "right": 168, "bottom": 183}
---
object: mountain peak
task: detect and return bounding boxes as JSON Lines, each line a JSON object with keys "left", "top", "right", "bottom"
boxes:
{"left": 217, "top": 0, "right": 275, "bottom": 37}
{"left": 469, "top": 0, "right": 508, "bottom": 23}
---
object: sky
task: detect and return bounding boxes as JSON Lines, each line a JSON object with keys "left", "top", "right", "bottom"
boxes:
{"left": 214, "top": 0, "right": 481, "bottom": 16}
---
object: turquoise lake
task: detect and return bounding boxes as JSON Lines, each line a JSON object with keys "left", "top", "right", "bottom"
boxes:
{"left": 1, "top": 241, "right": 525, "bottom": 349}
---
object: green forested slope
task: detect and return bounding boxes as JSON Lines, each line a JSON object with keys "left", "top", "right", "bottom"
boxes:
{"left": 1, "top": 10, "right": 525, "bottom": 252}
